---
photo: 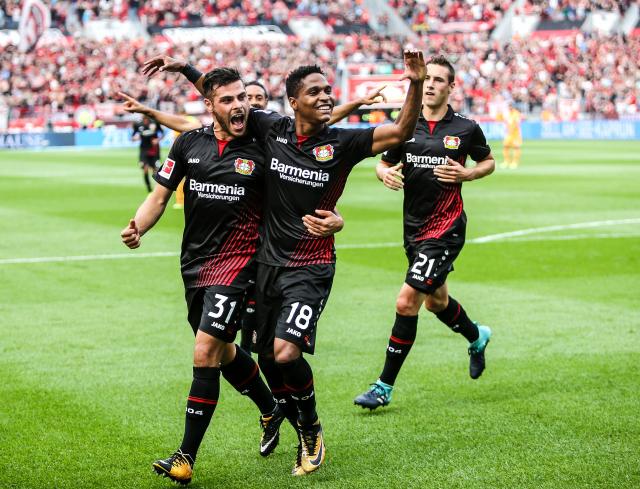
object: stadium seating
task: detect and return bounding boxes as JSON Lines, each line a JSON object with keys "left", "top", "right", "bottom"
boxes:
{"left": 0, "top": 0, "right": 638, "bottom": 130}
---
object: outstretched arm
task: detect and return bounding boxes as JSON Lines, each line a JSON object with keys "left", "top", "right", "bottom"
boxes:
{"left": 121, "top": 184, "right": 173, "bottom": 248}
{"left": 370, "top": 50, "right": 426, "bottom": 155}
{"left": 119, "top": 92, "right": 202, "bottom": 133}
{"left": 328, "top": 85, "right": 387, "bottom": 125}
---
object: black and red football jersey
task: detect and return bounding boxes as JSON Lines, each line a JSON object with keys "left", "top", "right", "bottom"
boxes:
{"left": 382, "top": 105, "right": 491, "bottom": 246}
{"left": 154, "top": 126, "right": 264, "bottom": 288}
{"left": 249, "top": 109, "right": 375, "bottom": 267}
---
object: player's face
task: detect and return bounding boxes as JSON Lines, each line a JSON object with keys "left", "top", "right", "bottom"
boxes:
{"left": 204, "top": 80, "right": 249, "bottom": 139}
{"left": 246, "top": 85, "right": 268, "bottom": 109}
{"left": 289, "top": 73, "right": 335, "bottom": 125}
{"left": 423, "top": 64, "right": 454, "bottom": 109}
{"left": 142, "top": 115, "right": 151, "bottom": 125}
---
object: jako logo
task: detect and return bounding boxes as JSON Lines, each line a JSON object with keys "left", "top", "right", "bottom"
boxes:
{"left": 388, "top": 346, "right": 403, "bottom": 354}
{"left": 271, "top": 158, "right": 329, "bottom": 182}
{"left": 187, "top": 158, "right": 200, "bottom": 164}
{"left": 276, "top": 136, "right": 288, "bottom": 144}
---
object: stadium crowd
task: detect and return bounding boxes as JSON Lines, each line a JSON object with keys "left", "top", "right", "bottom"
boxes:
{"left": 1, "top": 0, "right": 638, "bottom": 129}
{"left": 391, "top": 0, "right": 511, "bottom": 28}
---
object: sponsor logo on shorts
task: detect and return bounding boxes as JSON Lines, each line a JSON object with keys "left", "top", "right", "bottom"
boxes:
{"left": 210, "top": 320, "right": 226, "bottom": 331}
{"left": 276, "top": 136, "right": 288, "bottom": 144}
{"left": 443, "top": 136, "right": 460, "bottom": 149}
{"left": 187, "top": 158, "right": 200, "bottom": 164}
{"left": 312, "top": 144, "right": 334, "bottom": 162}
{"left": 286, "top": 327, "right": 302, "bottom": 337}
{"left": 158, "top": 158, "right": 175, "bottom": 179}
{"left": 234, "top": 158, "right": 255, "bottom": 175}
{"left": 411, "top": 274, "right": 424, "bottom": 282}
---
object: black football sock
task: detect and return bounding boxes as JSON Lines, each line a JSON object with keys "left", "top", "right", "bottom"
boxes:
{"left": 277, "top": 356, "right": 317, "bottom": 426}
{"left": 379, "top": 313, "right": 418, "bottom": 386}
{"left": 258, "top": 354, "right": 298, "bottom": 427}
{"left": 143, "top": 172, "right": 152, "bottom": 192}
{"left": 239, "top": 298, "right": 256, "bottom": 354}
{"left": 221, "top": 345, "right": 275, "bottom": 415}
{"left": 435, "top": 296, "right": 479, "bottom": 342}
{"left": 179, "top": 366, "right": 220, "bottom": 460}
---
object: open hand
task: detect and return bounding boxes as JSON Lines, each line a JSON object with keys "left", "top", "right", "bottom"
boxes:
{"left": 142, "top": 55, "right": 186, "bottom": 77}
{"left": 381, "top": 163, "right": 404, "bottom": 191}
{"left": 400, "top": 49, "right": 426, "bottom": 83}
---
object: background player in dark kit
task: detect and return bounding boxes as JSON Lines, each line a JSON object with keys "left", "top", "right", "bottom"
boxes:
{"left": 354, "top": 55, "right": 495, "bottom": 411}
{"left": 131, "top": 115, "right": 164, "bottom": 192}
{"left": 120, "top": 68, "right": 283, "bottom": 485}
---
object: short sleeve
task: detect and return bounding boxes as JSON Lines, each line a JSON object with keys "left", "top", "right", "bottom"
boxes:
{"left": 154, "top": 133, "right": 186, "bottom": 190}
{"left": 248, "top": 108, "right": 284, "bottom": 142}
{"left": 468, "top": 123, "right": 491, "bottom": 162}
{"left": 341, "top": 127, "right": 375, "bottom": 166}
{"left": 380, "top": 143, "right": 403, "bottom": 165}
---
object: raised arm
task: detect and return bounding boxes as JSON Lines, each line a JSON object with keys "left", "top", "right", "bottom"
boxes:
{"left": 119, "top": 92, "right": 201, "bottom": 133}
{"left": 142, "top": 56, "right": 206, "bottom": 97}
{"left": 370, "top": 50, "right": 426, "bottom": 155}
{"left": 328, "top": 85, "right": 387, "bottom": 125}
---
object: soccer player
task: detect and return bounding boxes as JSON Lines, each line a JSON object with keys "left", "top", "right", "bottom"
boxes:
{"left": 147, "top": 50, "right": 426, "bottom": 475}
{"left": 131, "top": 115, "right": 164, "bottom": 192}
{"left": 120, "top": 68, "right": 287, "bottom": 485}
{"left": 353, "top": 55, "right": 495, "bottom": 411}
{"left": 501, "top": 102, "right": 522, "bottom": 169}
{"left": 119, "top": 89, "right": 351, "bottom": 356}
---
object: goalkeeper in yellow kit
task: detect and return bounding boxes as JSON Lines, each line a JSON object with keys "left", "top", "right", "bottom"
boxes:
{"left": 502, "top": 104, "right": 522, "bottom": 169}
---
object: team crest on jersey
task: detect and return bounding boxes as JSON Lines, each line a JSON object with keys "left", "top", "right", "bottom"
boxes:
{"left": 443, "top": 136, "right": 460, "bottom": 149}
{"left": 158, "top": 158, "right": 175, "bottom": 179}
{"left": 312, "top": 144, "right": 334, "bottom": 162}
{"left": 234, "top": 158, "right": 255, "bottom": 175}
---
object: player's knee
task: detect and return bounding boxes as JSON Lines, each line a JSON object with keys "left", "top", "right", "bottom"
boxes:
{"left": 193, "top": 338, "right": 223, "bottom": 367}
{"left": 274, "top": 342, "right": 300, "bottom": 364}
{"left": 396, "top": 295, "right": 421, "bottom": 316}
{"left": 424, "top": 294, "right": 447, "bottom": 313}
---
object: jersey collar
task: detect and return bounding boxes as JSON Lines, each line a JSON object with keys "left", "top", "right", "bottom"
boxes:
{"left": 203, "top": 125, "right": 254, "bottom": 145}
{"left": 419, "top": 104, "right": 455, "bottom": 123}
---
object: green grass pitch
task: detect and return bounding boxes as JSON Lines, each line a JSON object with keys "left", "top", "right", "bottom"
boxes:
{"left": 0, "top": 140, "right": 638, "bottom": 488}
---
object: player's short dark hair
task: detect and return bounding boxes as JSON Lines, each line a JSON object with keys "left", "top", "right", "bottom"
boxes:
{"left": 285, "top": 65, "right": 325, "bottom": 98}
{"left": 202, "top": 67, "right": 243, "bottom": 97}
{"left": 426, "top": 55, "right": 455, "bottom": 83}
{"left": 245, "top": 80, "right": 269, "bottom": 100}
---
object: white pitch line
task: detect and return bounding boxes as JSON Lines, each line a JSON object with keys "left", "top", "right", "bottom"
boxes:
{"left": 0, "top": 251, "right": 178, "bottom": 265}
{"left": 0, "top": 218, "right": 637, "bottom": 265}
{"left": 468, "top": 218, "right": 640, "bottom": 243}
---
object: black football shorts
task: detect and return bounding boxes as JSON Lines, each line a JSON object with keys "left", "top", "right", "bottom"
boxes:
{"left": 404, "top": 235, "right": 464, "bottom": 294}
{"left": 254, "top": 263, "right": 335, "bottom": 355}
{"left": 185, "top": 285, "right": 250, "bottom": 342}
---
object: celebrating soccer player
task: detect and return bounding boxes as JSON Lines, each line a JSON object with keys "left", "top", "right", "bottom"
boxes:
{"left": 353, "top": 55, "right": 495, "bottom": 411}
{"left": 121, "top": 68, "right": 309, "bottom": 485}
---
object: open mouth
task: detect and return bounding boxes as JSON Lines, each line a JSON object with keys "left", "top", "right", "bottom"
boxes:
{"left": 230, "top": 112, "right": 245, "bottom": 131}
{"left": 425, "top": 91, "right": 435, "bottom": 96}
{"left": 316, "top": 104, "right": 333, "bottom": 114}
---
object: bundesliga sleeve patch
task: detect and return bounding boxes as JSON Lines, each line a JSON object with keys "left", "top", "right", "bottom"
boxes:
{"left": 443, "top": 136, "right": 461, "bottom": 149}
{"left": 234, "top": 158, "right": 255, "bottom": 175}
{"left": 312, "top": 144, "right": 334, "bottom": 162}
{"left": 158, "top": 158, "right": 175, "bottom": 179}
